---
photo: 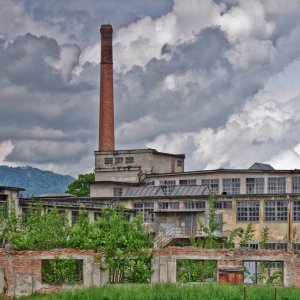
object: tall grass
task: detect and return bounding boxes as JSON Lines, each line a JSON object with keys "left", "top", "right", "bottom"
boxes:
{"left": 9, "top": 284, "right": 300, "bottom": 300}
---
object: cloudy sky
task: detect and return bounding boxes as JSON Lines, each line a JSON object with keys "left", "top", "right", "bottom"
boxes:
{"left": 1, "top": 0, "right": 300, "bottom": 176}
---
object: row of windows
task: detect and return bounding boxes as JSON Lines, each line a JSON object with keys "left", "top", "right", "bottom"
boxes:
{"left": 158, "top": 176, "right": 300, "bottom": 194}
{"left": 104, "top": 156, "right": 134, "bottom": 165}
{"left": 236, "top": 200, "right": 300, "bottom": 222}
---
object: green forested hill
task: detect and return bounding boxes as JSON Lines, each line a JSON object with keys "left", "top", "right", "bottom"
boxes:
{"left": 0, "top": 166, "right": 75, "bottom": 197}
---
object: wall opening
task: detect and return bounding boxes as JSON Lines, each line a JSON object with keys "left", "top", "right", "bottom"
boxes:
{"left": 176, "top": 260, "right": 217, "bottom": 283}
{"left": 244, "top": 261, "right": 283, "bottom": 285}
{"left": 42, "top": 258, "right": 83, "bottom": 284}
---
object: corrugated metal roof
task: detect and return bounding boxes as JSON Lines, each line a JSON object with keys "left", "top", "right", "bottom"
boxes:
{"left": 124, "top": 186, "right": 165, "bottom": 197}
{"left": 249, "top": 162, "right": 275, "bottom": 171}
{"left": 170, "top": 185, "right": 207, "bottom": 196}
{"left": 124, "top": 185, "right": 208, "bottom": 197}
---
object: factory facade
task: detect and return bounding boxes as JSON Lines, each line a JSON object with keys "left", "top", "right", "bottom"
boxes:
{"left": 2, "top": 25, "right": 300, "bottom": 291}
{"left": 3, "top": 24, "right": 300, "bottom": 251}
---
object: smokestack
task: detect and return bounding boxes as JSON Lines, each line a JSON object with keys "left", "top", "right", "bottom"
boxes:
{"left": 99, "top": 24, "right": 115, "bottom": 151}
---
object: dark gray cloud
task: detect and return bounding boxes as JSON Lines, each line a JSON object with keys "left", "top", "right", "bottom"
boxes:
{"left": 1, "top": 0, "right": 300, "bottom": 175}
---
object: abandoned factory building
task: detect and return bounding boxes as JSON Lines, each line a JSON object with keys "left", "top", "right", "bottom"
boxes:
{"left": 2, "top": 24, "right": 300, "bottom": 293}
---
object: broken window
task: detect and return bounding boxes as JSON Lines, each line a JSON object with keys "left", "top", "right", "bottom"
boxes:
{"left": 237, "top": 201, "right": 259, "bottom": 222}
{"left": 125, "top": 157, "right": 134, "bottom": 163}
{"left": 223, "top": 178, "right": 240, "bottom": 194}
{"left": 104, "top": 157, "right": 113, "bottom": 165}
{"left": 214, "top": 201, "right": 232, "bottom": 209}
{"left": 244, "top": 261, "right": 283, "bottom": 285}
{"left": 71, "top": 211, "right": 79, "bottom": 225}
{"left": 177, "top": 160, "right": 183, "bottom": 167}
{"left": 94, "top": 211, "right": 101, "bottom": 220}
{"left": 268, "top": 177, "right": 286, "bottom": 194}
{"left": 0, "top": 200, "right": 8, "bottom": 218}
{"left": 134, "top": 202, "right": 154, "bottom": 223}
{"left": 265, "top": 243, "right": 288, "bottom": 250}
{"left": 115, "top": 157, "right": 123, "bottom": 164}
{"left": 113, "top": 187, "right": 123, "bottom": 197}
{"left": 159, "top": 180, "right": 176, "bottom": 195}
{"left": 293, "top": 201, "right": 300, "bottom": 221}
{"left": 246, "top": 178, "right": 264, "bottom": 194}
{"left": 158, "top": 202, "right": 179, "bottom": 210}
{"left": 176, "top": 260, "right": 217, "bottom": 283}
{"left": 179, "top": 179, "right": 196, "bottom": 185}
{"left": 265, "top": 201, "right": 288, "bottom": 222}
{"left": 184, "top": 201, "right": 205, "bottom": 209}
{"left": 202, "top": 179, "right": 219, "bottom": 193}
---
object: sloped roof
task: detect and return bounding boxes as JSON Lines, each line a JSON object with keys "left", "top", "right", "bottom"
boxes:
{"left": 124, "top": 185, "right": 209, "bottom": 197}
{"left": 169, "top": 185, "right": 208, "bottom": 196}
{"left": 249, "top": 162, "right": 275, "bottom": 171}
{"left": 124, "top": 186, "right": 165, "bottom": 197}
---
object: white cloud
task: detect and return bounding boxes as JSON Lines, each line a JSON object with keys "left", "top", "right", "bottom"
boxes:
{"left": 0, "top": 140, "right": 15, "bottom": 166}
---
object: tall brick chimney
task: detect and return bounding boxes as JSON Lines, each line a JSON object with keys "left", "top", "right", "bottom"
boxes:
{"left": 99, "top": 24, "right": 115, "bottom": 151}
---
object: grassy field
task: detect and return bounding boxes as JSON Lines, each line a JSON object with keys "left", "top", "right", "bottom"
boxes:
{"left": 2, "top": 284, "right": 299, "bottom": 300}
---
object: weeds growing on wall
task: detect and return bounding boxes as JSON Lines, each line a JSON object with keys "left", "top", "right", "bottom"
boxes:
{"left": 0, "top": 203, "right": 152, "bottom": 283}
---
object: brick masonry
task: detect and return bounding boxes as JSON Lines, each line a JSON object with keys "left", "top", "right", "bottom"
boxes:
{"left": 99, "top": 24, "right": 115, "bottom": 152}
{"left": 0, "top": 249, "right": 108, "bottom": 298}
{"left": 1, "top": 247, "right": 300, "bottom": 297}
{"left": 152, "top": 246, "right": 300, "bottom": 286}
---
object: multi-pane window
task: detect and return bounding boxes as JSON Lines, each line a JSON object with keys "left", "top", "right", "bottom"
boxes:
{"left": 293, "top": 243, "right": 300, "bottom": 252}
{"left": 292, "top": 176, "right": 300, "bottom": 193}
{"left": 265, "top": 243, "right": 288, "bottom": 250}
{"left": 293, "top": 201, "right": 300, "bottom": 221}
{"left": 115, "top": 157, "right": 123, "bottom": 164}
{"left": 265, "top": 201, "right": 288, "bottom": 222}
{"left": 134, "top": 202, "right": 154, "bottom": 223}
{"left": 223, "top": 178, "right": 240, "bottom": 195}
{"left": 71, "top": 211, "right": 79, "bottom": 225}
{"left": 246, "top": 178, "right": 264, "bottom": 194}
{"left": 104, "top": 157, "right": 113, "bottom": 164}
{"left": 160, "top": 180, "right": 176, "bottom": 195}
{"left": 202, "top": 179, "right": 219, "bottom": 194}
{"left": 159, "top": 202, "right": 179, "bottom": 210}
{"left": 268, "top": 177, "right": 286, "bottom": 194}
{"left": 145, "top": 180, "right": 155, "bottom": 186}
{"left": 125, "top": 157, "right": 134, "bottom": 163}
{"left": 113, "top": 188, "right": 123, "bottom": 197}
{"left": 245, "top": 243, "right": 259, "bottom": 249}
{"left": 179, "top": 179, "right": 196, "bottom": 185}
{"left": 0, "top": 199, "right": 8, "bottom": 218}
{"left": 94, "top": 212, "right": 101, "bottom": 220}
{"left": 184, "top": 201, "right": 205, "bottom": 209}
{"left": 177, "top": 160, "right": 183, "bottom": 167}
{"left": 237, "top": 201, "right": 259, "bottom": 222}
{"left": 214, "top": 201, "right": 232, "bottom": 209}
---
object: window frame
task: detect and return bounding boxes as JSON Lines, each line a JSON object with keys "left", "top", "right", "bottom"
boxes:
{"left": 237, "top": 200, "right": 260, "bottom": 222}
{"left": 223, "top": 178, "right": 240, "bottom": 195}
{"left": 264, "top": 200, "right": 288, "bottom": 222}
{"left": 267, "top": 177, "right": 286, "bottom": 194}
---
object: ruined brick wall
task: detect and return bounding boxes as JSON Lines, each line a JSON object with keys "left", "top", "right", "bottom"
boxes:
{"left": 0, "top": 249, "right": 108, "bottom": 298}
{"left": 153, "top": 246, "right": 300, "bottom": 286}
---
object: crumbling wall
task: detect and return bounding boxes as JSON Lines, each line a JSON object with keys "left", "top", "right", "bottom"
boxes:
{"left": 0, "top": 249, "right": 109, "bottom": 298}
{"left": 152, "top": 247, "right": 300, "bottom": 286}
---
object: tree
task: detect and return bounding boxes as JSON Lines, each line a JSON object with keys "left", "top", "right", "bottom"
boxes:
{"left": 65, "top": 173, "right": 95, "bottom": 197}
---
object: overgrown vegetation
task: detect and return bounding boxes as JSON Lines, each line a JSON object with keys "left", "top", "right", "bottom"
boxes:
{"left": 190, "top": 195, "right": 256, "bottom": 250}
{"left": 0, "top": 203, "right": 152, "bottom": 283}
{"left": 5, "top": 284, "right": 300, "bottom": 300}
{"left": 65, "top": 173, "right": 95, "bottom": 197}
{"left": 42, "top": 258, "right": 83, "bottom": 284}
